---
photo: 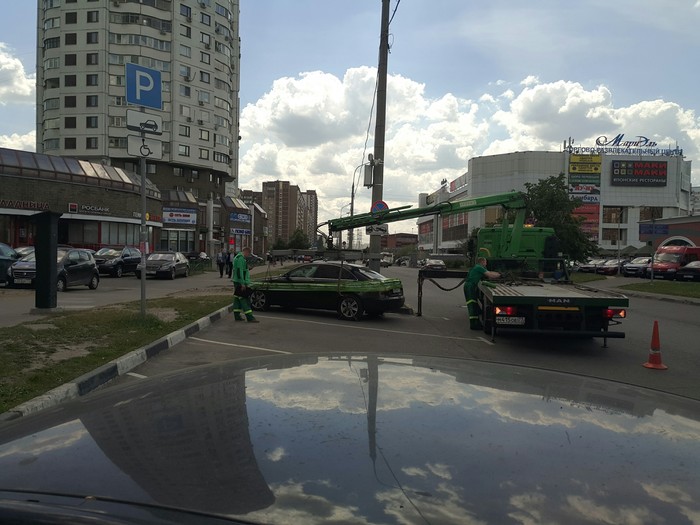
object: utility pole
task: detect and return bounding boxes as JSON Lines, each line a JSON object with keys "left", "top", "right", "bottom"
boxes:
{"left": 368, "top": 0, "right": 391, "bottom": 272}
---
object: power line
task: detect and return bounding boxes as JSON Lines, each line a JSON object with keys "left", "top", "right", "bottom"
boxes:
{"left": 388, "top": 0, "right": 402, "bottom": 26}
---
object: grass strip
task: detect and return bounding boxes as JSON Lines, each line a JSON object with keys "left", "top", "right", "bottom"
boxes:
{"left": 618, "top": 280, "right": 700, "bottom": 299}
{"left": 570, "top": 272, "right": 607, "bottom": 284}
{"left": 0, "top": 294, "right": 232, "bottom": 414}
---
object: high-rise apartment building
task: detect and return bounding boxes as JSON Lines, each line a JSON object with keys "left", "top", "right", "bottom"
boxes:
{"left": 261, "top": 181, "right": 318, "bottom": 246}
{"left": 36, "top": 0, "right": 240, "bottom": 203}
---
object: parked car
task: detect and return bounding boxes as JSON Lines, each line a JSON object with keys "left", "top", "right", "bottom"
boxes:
{"left": 646, "top": 246, "right": 700, "bottom": 280}
{"left": 249, "top": 261, "right": 404, "bottom": 320}
{"left": 6, "top": 248, "right": 99, "bottom": 291}
{"left": 424, "top": 259, "right": 447, "bottom": 270}
{"left": 94, "top": 246, "right": 141, "bottom": 277}
{"left": 577, "top": 258, "right": 607, "bottom": 273}
{"left": 621, "top": 256, "right": 651, "bottom": 277}
{"left": 0, "top": 242, "right": 21, "bottom": 284}
{"left": 184, "top": 251, "right": 211, "bottom": 262}
{"left": 2, "top": 353, "right": 700, "bottom": 524}
{"left": 596, "top": 259, "right": 624, "bottom": 276}
{"left": 13, "top": 246, "right": 35, "bottom": 258}
{"left": 675, "top": 260, "right": 700, "bottom": 282}
{"left": 135, "top": 251, "right": 189, "bottom": 280}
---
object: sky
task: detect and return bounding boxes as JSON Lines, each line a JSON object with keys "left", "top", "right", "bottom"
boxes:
{"left": 1, "top": 1, "right": 699, "bottom": 233}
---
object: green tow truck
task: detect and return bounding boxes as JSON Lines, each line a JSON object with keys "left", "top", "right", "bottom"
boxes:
{"left": 327, "top": 191, "right": 628, "bottom": 343}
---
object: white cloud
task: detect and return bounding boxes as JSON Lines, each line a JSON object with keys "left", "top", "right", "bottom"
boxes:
{"left": 0, "top": 43, "right": 35, "bottom": 105}
{"left": 0, "top": 129, "right": 35, "bottom": 151}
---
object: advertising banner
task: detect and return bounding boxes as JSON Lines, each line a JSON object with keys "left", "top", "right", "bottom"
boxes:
{"left": 611, "top": 160, "right": 667, "bottom": 186}
{"left": 229, "top": 213, "right": 251, "bottom": 223}
{"left": 163, "top": 207, "right": 198, "bottom": 225}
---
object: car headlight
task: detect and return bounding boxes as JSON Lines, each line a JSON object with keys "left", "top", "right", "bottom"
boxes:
{"left": 6, "top": 267, "right": 11, "bottom": 277}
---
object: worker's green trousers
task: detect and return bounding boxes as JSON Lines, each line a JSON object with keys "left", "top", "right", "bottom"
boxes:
{"left": 463, "top": 285, "right": 481, "bottom": 330}
{"left": 233, "top": 293, "right": 255, "bottom": 321}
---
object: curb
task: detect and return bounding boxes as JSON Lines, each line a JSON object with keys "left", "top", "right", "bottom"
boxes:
{"left": 0, "top": 303, "right": 234, "bottom": 423}
{"left": 615, "top": 289, "right": 700, "bottom": 307}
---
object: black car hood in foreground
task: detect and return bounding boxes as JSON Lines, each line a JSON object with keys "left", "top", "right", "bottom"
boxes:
{"left": 1, "top": 354, "right": 700, "bottom": 524}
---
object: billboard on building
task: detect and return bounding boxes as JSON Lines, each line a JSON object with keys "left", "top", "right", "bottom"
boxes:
{"left": 611, "top": 160, "right": 667, "bottom": 186}
{"left": 163, "top": 207, "right": 198, "bottom": 225}
{"left": 568, "top": 154, "right": 602, "bottom": 241}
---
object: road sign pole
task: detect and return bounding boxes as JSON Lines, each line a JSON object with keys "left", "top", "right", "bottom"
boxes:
{"left": 140, "top": 125, "right": 147, "bottom": 319}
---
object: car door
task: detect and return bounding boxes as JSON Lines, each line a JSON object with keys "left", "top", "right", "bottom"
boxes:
{"left": 284, "top": 264, "right": 319, "bottom": 308}
{"left": 77, "top": 250, "right": 93, "bottom": 284}
{"left": 312, "top": 264, "right": 348, "bottom": 310}
{"left": 63, "top": 250, "right": 81, "bottom": 286}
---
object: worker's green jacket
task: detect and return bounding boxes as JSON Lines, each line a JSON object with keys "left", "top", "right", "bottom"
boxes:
{"left": 232, "top": 252, "right": 250, "bottom": 286}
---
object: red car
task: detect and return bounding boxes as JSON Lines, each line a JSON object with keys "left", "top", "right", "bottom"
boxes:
{"left": 596, "top": 259, "right": 624, "bottom": 276}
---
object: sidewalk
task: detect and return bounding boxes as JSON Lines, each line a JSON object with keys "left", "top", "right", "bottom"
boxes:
{"left": 579, "top": 276, "right": 700, "bottom": 307}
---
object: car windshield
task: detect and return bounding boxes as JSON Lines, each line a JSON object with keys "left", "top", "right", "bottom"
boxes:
{"left": 630, "top": 257, "right": 649, "bottom": 264}
{"left": 96, "top": 248, "right": 121, "bottom": 257}
{"left": 357, "top": 267, "right": 387, "bottom": 281}
{"left": 149, "top": 253, "right": 175, "bottom": 261}
{"left": 654, "top": 253, "right": 681, "bottom": 263}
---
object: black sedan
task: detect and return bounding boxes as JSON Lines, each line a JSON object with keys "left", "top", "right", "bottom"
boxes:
{"left": 94, "top": 246, "right": 142, "bottom": 277}
{"left": 249, "top": 262, "right": 404, "bottom": 320}
{"left": 675, "top": 260, "right": 700, "bottom": 282}
{"left": 1, "top": 353, "right": 700, "bottom": 524}
{"left": 135, "top": 251, "right": 189, "bottom": 280}
{"left": 6, "top": 248, "right": 99, "bottom": 291}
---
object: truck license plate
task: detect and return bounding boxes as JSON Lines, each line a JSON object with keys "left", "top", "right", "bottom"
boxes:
{"left": 14, "top": 278, "right": 32, "bottom": 284}
{"left": 496, "top": 316, "right": 526, "bottom": 325}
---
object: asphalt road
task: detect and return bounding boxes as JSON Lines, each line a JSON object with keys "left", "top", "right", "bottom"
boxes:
{"left": 84, "top": 265, "right": 700, "bottom": 401}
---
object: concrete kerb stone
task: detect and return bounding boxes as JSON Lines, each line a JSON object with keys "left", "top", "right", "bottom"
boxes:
{"left": 0, "top": 303, "right": 234, "bottom": 423}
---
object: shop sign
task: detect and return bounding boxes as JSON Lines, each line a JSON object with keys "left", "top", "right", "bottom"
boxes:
{"left": 229, "top": 213, "right": 251, "bottom": 223}
{"left": 231, "top": 228, "right": 252, "bottom": 235}
{"left": 0, "top": 199, "right": 49, "bottom": 210}
{"left": 611, "top": 160, "right": 667, "bottom": 186}
{"left": 68, "top": 202, "right": 110, "bottom": 214}
{"left": 568, "top": 184, "right": 600, "bottom": 194}
{"left": 570, "top": 194, "right": 601, "bottom": 204}
{"left": 163, "top": 207, "right": 198, "bottom": 225}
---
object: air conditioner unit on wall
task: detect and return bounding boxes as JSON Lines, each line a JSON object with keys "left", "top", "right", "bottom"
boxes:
{"left": 198, "top": 101, "right": 204, "bottom": 106}
{"left": 186, "top": 117, "right": 192, "bottom": 122}
{"left": 197, "top": 119, "right": 204, "bottom": 125}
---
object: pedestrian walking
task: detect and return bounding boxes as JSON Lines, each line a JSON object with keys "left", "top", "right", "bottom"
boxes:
{"left": 216, "top": 247, "right": 227, "bottom": 278}
{"left": 464, "top": 257, "right": 500, "bottom": 330}
{"left": 232, "top": 246, "right": 258, "bottom": 322}
{"left": 226, "top": 248, "right": 233, "bottom": 278}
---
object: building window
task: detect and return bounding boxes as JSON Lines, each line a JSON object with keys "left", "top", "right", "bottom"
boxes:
{"left": 200, "top": 51, "right": 210, "bottom": 64}
{"left": 64, "top": 117, "right": 76, "bottom": 128}
{"left": 180, "top": 65, "right": 191, "bottom": 78}
{"left": 179, "top": 85, "right": 191, "bottom": 97}
{"left": 199, "top": 148, "right": 209, "bottom": 160}
{"left": 173, "top": 167, "right": 183, "bottom": 177}
{"left": 178, "top": 145, "right": 190, "bottom": 156}
{"left": 64, "top": 96, "right": 76, "bottom": 108}
{"left": 201, "top": 13, "right": 211, "bottom": 25}
{"left": 199, "top": 129, "right": 210, "bottom": 141}
{"left": 199, "top": 71, "right": 210, "bottom": 84}
{"left": 180, "top": 24, "right": 191, "bottom": 37}
{"left": 45, "top": 77, "right": 60, "bottom": 89}
{"left": 109, "top": 75, "right": 125, "bottom": 86}
{"left": 86, "top": 95, "right": 98, "bottom": 107}
{"left": 64, "top": 74, "right": 76, "bottom": 87}
{"left": 179, "top": 44, "right": 191, "bottom": 58}
{"left": 64, "top": 137, "right": 77, "bottom": 150}
{"left": 86, "top": 137, "right": 98, "bottom": 149}
{"left": 44, "top": 57, "right": 60, "bottom": 70}
{"left": 180, "top": 105, "right": 191, "bottom": 118}
{"left": 86, "top": 53, "right": 99, "bottom": 65}
{"left": 108, "top": 137, "right": 128, "bottom": 148}
{"left": 86, "top": 10, "right": 99, "bottom": 23}
{"left": 109, "top": 116, "right": 125, "bottom": 126}
{"left": 44, "top": 37, "right": 60, "bottom": 49}
{"left": 86, "top": 74, "right": 99, "bottom": 86}
{"left": 201, "top": 33, "right": 211, "bottom": 45}
{"left": 43, "top": 98, "right": 59, "bottom": 111}
{"left": 44, "top": 17, "right": 60, "bottom": 30}
{"left": 65, "top": 54, "right": 77, "bottom": 66}
{"left": 179, "top": 124, "right": 190, "bottom": 137}
{"left": 180, "top": 4, "right": 192, "bottom": 18}
{"left": 65, "top": 33, "right": 77, "bottom": 45}
{"left": 44, "top": 138, "right": 60, "bottom": 150}
{"left": 639, "top": 207, "right": 663, "bottom": 221}
{"left": 86, "top": 32, "right": 99, "bottom": 44}
{"left": 65, "top": 12, "right": 77, "bottom": 24}
{"left": 86, "top": 116, "right": 98, "bottom": 128}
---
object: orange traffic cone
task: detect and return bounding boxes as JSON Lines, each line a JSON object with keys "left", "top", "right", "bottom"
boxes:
{"left": 643, "top": 320, "right": 668, "bottom": 370}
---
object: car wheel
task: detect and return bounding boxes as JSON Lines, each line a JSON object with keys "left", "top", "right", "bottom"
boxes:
{"left": 135, "top": 271, "right": 141, "bottom": 279}
{"left": 88, "top": 274, "right": 99, "bottom": 290}
{"left": 114, "top": 265, "right": 123, "bottom": 278}
{"left": 170, "top": 268, "right": 176, "bottom": 280}
{"left": 338, "top": 295, "right": 363, "bottom": 321}
{"left": 57, "top": 277, "right": 66, "bottom": 292}
{"left": 250, "top": 290, "right": 269, "bottom": 311}
{"left": 184, "top": 266, "right": 189, "bottom": 277}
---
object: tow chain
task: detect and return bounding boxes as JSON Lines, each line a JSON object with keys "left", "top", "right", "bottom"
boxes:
{"left": 427, "top": 278, "right": 466, "bottom": 292}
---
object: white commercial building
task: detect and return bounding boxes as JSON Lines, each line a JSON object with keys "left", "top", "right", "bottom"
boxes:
{"left": 418, "top": 137, "right": 693, "bottom": 253}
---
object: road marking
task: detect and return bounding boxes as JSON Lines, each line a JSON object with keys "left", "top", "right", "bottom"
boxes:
{"left": 477, "top": 337, "right": 495, "bottom": 346}
{"left": 190, "top": 337, "right": 292, "bottom": 354}
{"left": 253, "top": 315, "right": 487, "bottom": 343}
{"left": 126, "top": 372, "right": 148, "bottom": 379}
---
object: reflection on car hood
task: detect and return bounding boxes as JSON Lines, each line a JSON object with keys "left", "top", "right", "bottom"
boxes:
{"left": 1, "top": 354, "right": 699, "bottom": 524}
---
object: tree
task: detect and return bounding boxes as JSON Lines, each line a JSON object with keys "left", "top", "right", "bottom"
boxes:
{"left": 287, "top": 228, "right": 310, "bottom": 249}
{"left": 523, "top": 173, "right": 597, "bottom": 262}
{"left": 272, "top": 238, "right": 287, "bottom": 250}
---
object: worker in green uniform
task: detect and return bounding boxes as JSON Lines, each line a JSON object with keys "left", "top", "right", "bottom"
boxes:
{"left": 232, "top": 246, "right": 258, "bottom": 323}
{"left": 464, "top": 257, "right": 500, "bottom": 330}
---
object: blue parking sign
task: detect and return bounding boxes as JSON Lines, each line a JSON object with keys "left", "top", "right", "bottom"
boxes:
{"left": 125, "top": 63, "right": 162, "bottom": 110}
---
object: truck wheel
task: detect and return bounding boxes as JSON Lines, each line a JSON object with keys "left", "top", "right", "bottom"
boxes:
{"left": 338, "top": 295, "right": 363, "bottom": 321}
{"left": 250, "top": 290, "right": 269, "bottom": 311}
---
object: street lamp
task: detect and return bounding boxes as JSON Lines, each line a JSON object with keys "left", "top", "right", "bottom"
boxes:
{"left": 348, "top": 162, "right": 369, "bottom": 250}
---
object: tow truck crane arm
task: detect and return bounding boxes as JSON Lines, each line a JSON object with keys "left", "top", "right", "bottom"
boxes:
{"left": 327, "top": 191, "right": 528, "bottom": 256}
